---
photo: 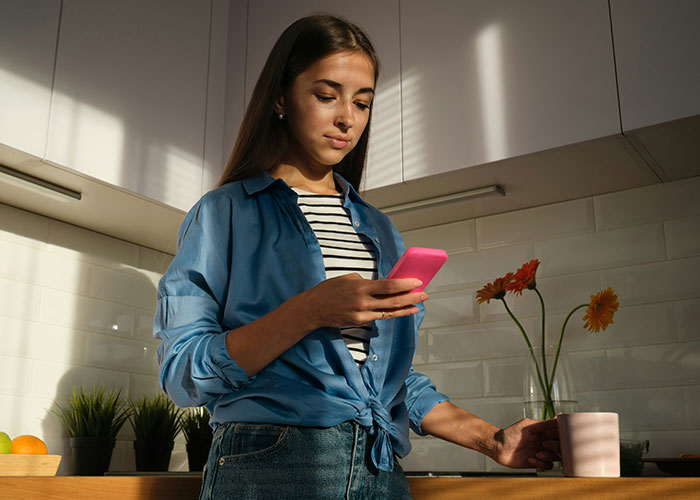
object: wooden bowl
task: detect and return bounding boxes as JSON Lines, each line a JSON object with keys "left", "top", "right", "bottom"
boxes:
{"left": 0, "top": 454, "right": 61, "bottom": 476}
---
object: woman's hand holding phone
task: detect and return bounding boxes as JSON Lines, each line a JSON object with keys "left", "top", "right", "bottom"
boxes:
{"left": 305, "top": 247, "right": 447, "bottom": 329}
{"left": 305, "top": 273, "right": 428, "bottom": 329}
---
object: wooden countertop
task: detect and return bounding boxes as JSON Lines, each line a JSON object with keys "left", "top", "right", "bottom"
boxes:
{"left": 0, "top": 475, "right": 698, "bottom": 500}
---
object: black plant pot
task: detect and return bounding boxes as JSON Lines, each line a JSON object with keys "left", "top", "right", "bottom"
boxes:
{"left": 133, "top": 439, "right": 174, "bottom": 472}
{"left": 70, "top": 437, "right": 115, "bottom": 476}
{"left": 186, "top": 440, "right": 212, "bottom": 472}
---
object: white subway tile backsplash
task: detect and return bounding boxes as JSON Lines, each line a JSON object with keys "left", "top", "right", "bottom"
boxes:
{"left": 544, "top": 302, "right": 678, "bottom": 351}
{"left": 0, "top": 355, "right": 33, "bottom": 396}
{"left": 86, "top": 334, "right": 160, "bottom": 375}
{"left": 477, "top": 198, "right": 594, "bottom": 250}
{"left": 402, "top": 219, "right": 476, "bottom": 253}
{"left": 430, "top": 245, "right": 533, "bottom": 290}
{"left": 0, "top": 203, "right": 50, "bottom": 249}
{"left": 0, "top": 395, "right": 60, "bottom": 443}
{"left": 483, "top": 358, "right": 525, "bottom": 396}
{"left": 2, "top": 315, "right": 86, "bottom": 365}
{"left": 535, "top": 223, "right": 666, "bottom": 277}
{"left": 414, "top": 330, "right": 428, "bottom": 365}
{"left": 607, "top": 341, "right": 700, "bottom": 388}
{"left": 41, "top": 288, "right": 134, "bottom": 336}
{"left": 595, "top": 176, "right": 700, "bottom": 231}
{"left": 568, "top": 349, "right": 609, "bottom": 391}
{"left": 665, "top": 215, "right": 700, "bottom": 260}
{"left": 138, "top": 246, "right": 174, "bottom": 274}
{"left": 401, "top": 437, "right": 485, "bottom": 472}
{"left": 109, "top": 440, "right": 129, "bottom": 472}
{"left": 91, "top": 265, "right": 160, "bottom": 310}
{"left": 32, "top": 361, "right": 130, "bottom": 400}
{"left": 130, "top": 373, "right": 163, "bottom": 401}
{"left": 417, "top": 361, "right": 483, "bottom": 399}
{"left": 135, "top": 309, "right": 158, "bottom": 342}
{"left": 577, "top": 387, "right": 686, "bottom": 431}
{"left": 48, "top": 219, "right": 140, "bottom": 268}
{"left": 684, "top": 386, "right": 700, "bottom": 428}
{"left": 428, "top": 318, "right": 539, "bottom": 363}
{"left": 676, "top": 299, "right": 700, "bottom": 342}
{"left": 0, "top": 238, "right": 92, "bottom": 295}
{"left": 421, "top": 288, "right": 478, "bottom": 328}
{"left": 601, "top": 257, "right": 700, "bottom": 305}
{"left": 0, "top": 204, "right": 184, "bottom": 474}
{"left": 451, "top": 397, "right": 525, "bottom": 429}
{"left": 0, "top": 276, "right": 42, "bottom": 321}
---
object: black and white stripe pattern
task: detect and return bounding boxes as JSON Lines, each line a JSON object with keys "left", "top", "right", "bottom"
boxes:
{"left": 293, "top": 188, "right": 377, "bottom": 366}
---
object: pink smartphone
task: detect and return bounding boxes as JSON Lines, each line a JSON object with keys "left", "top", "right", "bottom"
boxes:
{"left": 386, "top": 247, "right": 448, "bottom": 292}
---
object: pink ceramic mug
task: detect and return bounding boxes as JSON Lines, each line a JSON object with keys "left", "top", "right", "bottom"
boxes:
{"left": 558, "top": 412, "right": 620, "bottom": 477}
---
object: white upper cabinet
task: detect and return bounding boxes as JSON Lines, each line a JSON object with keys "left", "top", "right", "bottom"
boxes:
{"left": 0, "top": 0, "right": 60, "bottom": 159}
{"left": 610, "top": 0, "right": 700, "bottom": 132}
{"left": 244, "top": 1, "right": 402, "bottom": 191}
{"left": 400, "top": 0, "right": 620, "bottom": 181}
{"left": 45, "top": 0, "right": 211, "bottom": 212}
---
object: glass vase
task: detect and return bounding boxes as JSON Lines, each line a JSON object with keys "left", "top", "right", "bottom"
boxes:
{"left": 523, "top": 345, "right": 577, "bottom": 421}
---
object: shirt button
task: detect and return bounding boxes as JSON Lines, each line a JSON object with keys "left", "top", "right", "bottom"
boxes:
{"left": 374, "top": 237, "right": 379, "bottom": 243}
{"left": 371, "top": 354, "right": 379, "bottom": 362}
{"left": 354, "top": 221, "right": 360, "bottom": 227}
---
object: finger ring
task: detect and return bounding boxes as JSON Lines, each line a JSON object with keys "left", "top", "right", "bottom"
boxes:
{"left": 381, "top": 311, "right": 386, "bottom": 320}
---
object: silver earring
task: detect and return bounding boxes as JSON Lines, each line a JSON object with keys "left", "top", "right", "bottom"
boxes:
{"left": 278, "top": 113, "right": 284, "bottom": 120}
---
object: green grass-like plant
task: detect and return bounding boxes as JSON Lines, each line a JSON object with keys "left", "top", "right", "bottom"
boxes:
{"left": 128, "top": 394, "right": 182, "bottom": 442}
{"left": 180, "top": 407, "right": 212, "bottom": 445}
{"left": 51, "top": 385, "right": 129, "bottom": 440}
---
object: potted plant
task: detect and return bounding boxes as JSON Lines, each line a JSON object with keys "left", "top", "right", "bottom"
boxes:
{"left": 51, "top": 385, "right": 129, "bottom": 476}
{"left": 181, "top": 407, "right": 213, "bottom": 472}
{"left": 128, "top": 394, "right": 182, "bottom": 472}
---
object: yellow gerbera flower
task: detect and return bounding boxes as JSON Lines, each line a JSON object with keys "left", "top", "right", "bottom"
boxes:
{"left": 583, "top": 287, "right": 619, "bottom": 333}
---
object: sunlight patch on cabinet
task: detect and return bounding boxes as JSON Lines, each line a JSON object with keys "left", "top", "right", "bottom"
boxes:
{"left": 47, "top": 92, "right": 125, "bottom": 186}
{"left": 400, "top": 68, "right": 427, "bottom": 181}
{"left": 364, "top": 73, "right": 403, "bottom": 190}
{"left": 475, "top": 23, "right": 508, "bottom": 163}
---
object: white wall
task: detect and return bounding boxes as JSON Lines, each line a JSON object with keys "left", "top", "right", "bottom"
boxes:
{"left": 0, "top": 202, "right": 174, "bottom": 474}
{"left": 400, "top": 175, "right": 700, "bottom": 473}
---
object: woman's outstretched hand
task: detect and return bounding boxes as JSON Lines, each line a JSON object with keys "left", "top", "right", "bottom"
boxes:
{"left": 491, "top": 418, "right": 561, "bottom": 469}
{"left": 304, "top": 273, "right": 428, "bottom": 329}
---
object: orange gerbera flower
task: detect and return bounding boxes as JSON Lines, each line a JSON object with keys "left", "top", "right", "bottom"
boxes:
{"left": 506, "top": 259, "right": 540, "bottom": 296}
{"left": 476, "top": 273, "right": 514, "bottom": 304}
{"left": 583, "top": 287, "right": 619, "bottom": 333}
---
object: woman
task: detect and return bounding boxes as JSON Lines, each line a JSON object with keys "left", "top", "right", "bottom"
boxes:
{"left": 155, "top": 14, "right": 559, "bottom": 500}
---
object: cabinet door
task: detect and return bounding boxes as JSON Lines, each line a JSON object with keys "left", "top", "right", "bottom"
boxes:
{"left": 244, "top": 1, "right": 403, "bottom": 191}
{"left": 400, "top": 0, "right": 620, "bottom": 181}
{"left": 610, "top": 0, "right": 700, "bottom": 132}
{"left": 0, "top": 0, "right": 60, "bottom": 159}
{"left": 46, "top": 0, "right": 211, "bottom": 212}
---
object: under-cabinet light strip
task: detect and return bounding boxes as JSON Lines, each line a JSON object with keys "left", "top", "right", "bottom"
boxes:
{"left": 381, "top": 184, "right": 505, "bottom": 216}
{"left": 0, "top": 164, "right": 81, "bottom": 202}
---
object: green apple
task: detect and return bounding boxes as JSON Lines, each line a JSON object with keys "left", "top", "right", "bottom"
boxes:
{"left": 0, "top": 432, "right": 11, "bottom": 454}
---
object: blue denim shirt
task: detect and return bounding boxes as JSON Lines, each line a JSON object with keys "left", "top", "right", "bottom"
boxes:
{"left": 154, "top": 172, "right": 449, "bottom": 472}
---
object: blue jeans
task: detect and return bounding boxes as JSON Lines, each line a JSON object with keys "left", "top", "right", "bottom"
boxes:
{"left": 198, "top": 421, "right": 413, "bottom": 500}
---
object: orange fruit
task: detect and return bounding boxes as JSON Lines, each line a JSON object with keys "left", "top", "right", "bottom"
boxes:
{"left": 11, "top": 435, "right": 48, "bottom": 455}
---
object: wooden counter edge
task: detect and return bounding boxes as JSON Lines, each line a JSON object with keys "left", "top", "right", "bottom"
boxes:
{"left": 0, "top": 475, "right": 699, "bottom": 500}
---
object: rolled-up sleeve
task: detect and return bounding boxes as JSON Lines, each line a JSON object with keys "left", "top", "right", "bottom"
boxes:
{"left": 154, "top": 194, "right": 251, "bottom": 408}
{"left": 404, "top": 366, "right": 450, "bottom": 435}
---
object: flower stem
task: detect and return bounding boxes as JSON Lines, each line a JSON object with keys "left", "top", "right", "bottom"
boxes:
{"left": 501, "top": 298, "right": 547, "bottom": 411}
{"left": 534, "top": 288, "right": 550, "bottom": 404}
{"left": 547, "top": 303, "right": 588, "bottom": 395}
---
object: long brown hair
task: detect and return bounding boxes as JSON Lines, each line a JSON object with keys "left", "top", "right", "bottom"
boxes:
{"left": 217, "top": 14, "right": 380, "bottom": 191}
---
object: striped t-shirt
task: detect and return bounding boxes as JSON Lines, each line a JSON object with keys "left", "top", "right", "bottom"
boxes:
{"left": 293, "top": 187, "right": 377, "bottom": 366}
